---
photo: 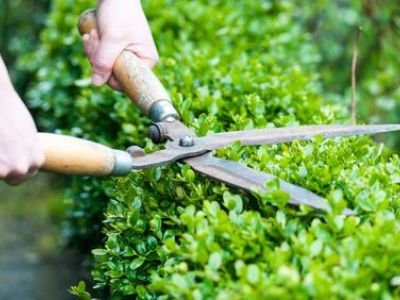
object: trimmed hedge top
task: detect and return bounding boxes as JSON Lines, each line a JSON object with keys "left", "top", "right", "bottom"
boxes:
{"left": 26, "top": 0, "right": 400, "bottom": 299}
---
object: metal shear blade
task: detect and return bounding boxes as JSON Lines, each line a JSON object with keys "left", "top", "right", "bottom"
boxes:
{"left": 184, "top": 153, "right": 355, "bottom": 216}
{"left": 131, "top": 123, "right": 400, "bottom": 169}
{"left": 127, "top": 122, "right": 400, "bottom": 215}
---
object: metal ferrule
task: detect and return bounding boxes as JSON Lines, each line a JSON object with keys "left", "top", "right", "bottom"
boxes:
{"left": 111, "top": 150, "right": 133, "bottom": 176}
{"left": 149, "top": 99, "right": 179, "bottom": 122}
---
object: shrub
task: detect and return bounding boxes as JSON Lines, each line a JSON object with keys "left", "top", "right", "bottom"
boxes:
{"left": 26, "top": 0, "right": 400, "bottom": 298}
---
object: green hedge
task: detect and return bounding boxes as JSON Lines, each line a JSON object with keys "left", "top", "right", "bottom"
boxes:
{"left": 26, "top": 0, "right": 400, "bottom": 298}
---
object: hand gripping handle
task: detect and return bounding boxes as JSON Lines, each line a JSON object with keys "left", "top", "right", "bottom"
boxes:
{"left": 38, "top": 133, "right": 132, "bottom": 176}
{"left": 78, "top": 9, "right": 179, "bottom": 122}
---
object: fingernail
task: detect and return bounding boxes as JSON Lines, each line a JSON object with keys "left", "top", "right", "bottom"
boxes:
{"left": 92, "top": 74, "right": 105, "bottom": 86}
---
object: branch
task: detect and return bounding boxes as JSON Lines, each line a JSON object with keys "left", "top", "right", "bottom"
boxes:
{"left": 351, "top": 27, "right": 362, "bottom": 125}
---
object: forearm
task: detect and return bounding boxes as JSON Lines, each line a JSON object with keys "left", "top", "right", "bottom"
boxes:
{"left": 0, "top": 55, "right": 14, "bottom": 93}
{"left": 0, "top": 54, "right": 44, "bottom": 185}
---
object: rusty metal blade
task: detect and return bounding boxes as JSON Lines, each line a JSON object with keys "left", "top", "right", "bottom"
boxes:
{"left": 184, "top": 153, "right": 354, "bottom": 216}
{"left": 201, "top": 124, "right": 400, "bottom": 150}
{"left": 131, "top": 148, "right": 208, "bottom": 169}
{"left": 131, "top": 124, "right": 400, "bottom": 169}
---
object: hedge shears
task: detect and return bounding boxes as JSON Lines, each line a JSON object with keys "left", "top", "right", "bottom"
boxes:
{"left": 38, "top": 10, "right": 400, "bottom": 215}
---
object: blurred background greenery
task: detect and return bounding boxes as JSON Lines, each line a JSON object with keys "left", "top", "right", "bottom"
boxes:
{"left": 0, "top": 176, "right": 86, "bottom": 299}
{"left": 0, "top": 0, "right": 399, "bottom": 298}
{"left": 0, "top": 0, "right": 50, "bottom": 93}
{"left": 298, "top": 0, "right": 400, "bottom": 146}
{"left": 0, "top": 1, "right": 85, "bottom": 298}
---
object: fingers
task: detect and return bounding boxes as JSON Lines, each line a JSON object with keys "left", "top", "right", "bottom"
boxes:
{"left": 82, "top": 30, "right": 159, "bottom": 90}
{"left": 1, "top": 143, "right": 44, "bottom": 186}
{"left": 87, "top": 30, "right": 125, "bottom": 87}
{"left": 83, "top": 32, "right": 122, "bottom": 90}
{"left": 82, "top": 32, "right": 96, "bottom": 59}
{"left": 3, "top": 163, "right": 39, "bottom": 186}
{"left": 108, "top": 75, "right": 122, "bottom": 91}
{"left": 4, "top": 168, "right": 36, "bottom": 186}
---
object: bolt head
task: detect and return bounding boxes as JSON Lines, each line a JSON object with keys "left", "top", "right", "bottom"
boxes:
{"left": 179, "top": 135, "right": 194, "bottom": 147}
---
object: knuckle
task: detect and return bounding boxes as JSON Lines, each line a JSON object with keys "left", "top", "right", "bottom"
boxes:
{"left": 93, "top": 55, "right": 112, "bottom": 71}
{"left": 11, "top": 162, "right": 30, "bottom": 176}
{"left": 3, "top": 165, "right": 28, "bottom": 186}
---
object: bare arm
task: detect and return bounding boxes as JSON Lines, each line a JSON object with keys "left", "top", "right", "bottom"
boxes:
{"left": 0, "top": 55, "right": 44, "bottom": 185}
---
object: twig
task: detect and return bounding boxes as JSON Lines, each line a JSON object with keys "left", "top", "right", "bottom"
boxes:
{"left": 351, "top": 27, "right": 362, "bottom": 125}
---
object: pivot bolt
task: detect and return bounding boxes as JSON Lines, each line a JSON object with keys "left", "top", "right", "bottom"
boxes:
{"left": 179, "top": 136, "right": 194, "bottom": 147}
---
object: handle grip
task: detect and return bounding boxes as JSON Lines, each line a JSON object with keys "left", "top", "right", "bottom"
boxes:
{"left": 78, "top": 9, "right": 179, "bottom": 122}
{"left": 38, "top": 133, "right": 132, "bottom": 176}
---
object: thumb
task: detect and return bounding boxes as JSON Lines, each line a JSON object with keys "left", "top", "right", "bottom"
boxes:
{"left": 91, "top": 34, "right": 124, "bottom": 86}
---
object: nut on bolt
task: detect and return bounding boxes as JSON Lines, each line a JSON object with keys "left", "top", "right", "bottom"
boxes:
{"left": 179, "top": 135, "right": 195, "bottom": 147}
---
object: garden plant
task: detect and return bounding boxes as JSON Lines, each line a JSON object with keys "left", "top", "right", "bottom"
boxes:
{"left": 22, "top": 0, "right": 400, "bottom": 298}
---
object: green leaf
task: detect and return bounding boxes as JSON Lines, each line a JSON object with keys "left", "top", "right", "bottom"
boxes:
{"left": 208, "top": 252, "right": 223, "bottom": 270}
{"left": 310, "top": 240, "right": 323, "bottom": 257}
{"left": 68, "top": 281, "right": 91, "bottom": 300}
{"left": 92, "top": 249, "right": 107, "bottom": 256}
{"left": 130, "top": 258, "right": 145, "bottom": 270}
{"left": 246, "top": 264, "right": 260, "bottom": 284}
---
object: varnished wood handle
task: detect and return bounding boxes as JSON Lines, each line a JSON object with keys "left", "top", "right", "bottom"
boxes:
{"left": 78, "top": 9, "right": 179, "bottom": 122}
{"left": 38, "top": 133, "right": 132, "bottom": 176}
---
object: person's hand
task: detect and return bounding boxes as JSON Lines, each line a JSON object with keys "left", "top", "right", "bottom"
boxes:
{"left": 0, "top": 88, "right": 45, "bottom": 185}
{"left": 83, "top": 0, "right": 159, "bottom": 90}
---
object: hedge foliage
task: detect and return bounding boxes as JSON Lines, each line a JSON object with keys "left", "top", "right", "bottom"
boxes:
{"left": 26, "top": 0, "right": 400, "bottom": 298}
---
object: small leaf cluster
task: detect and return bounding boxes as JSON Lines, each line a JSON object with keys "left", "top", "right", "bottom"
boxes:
{"left": 25, "top": 0, "right": 400, "bottom": 299}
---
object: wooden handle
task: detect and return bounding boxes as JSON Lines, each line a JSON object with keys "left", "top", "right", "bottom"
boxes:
{"left": 38, "top": 133, "right": 132, "bottom": 176}
{"left": 78, "top": 9, "right": 178, "bottom": 122}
